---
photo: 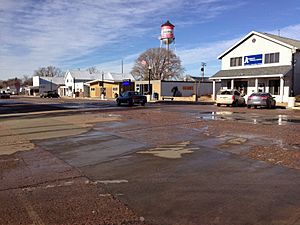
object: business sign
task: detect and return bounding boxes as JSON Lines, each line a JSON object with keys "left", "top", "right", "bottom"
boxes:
{"left": 122, "top": 79, "right": 131, "bottom": 86}
{"left": 183, "top": 86, "right": 193, "bottom": 91}
{"left": 244, "top": 54, "right": 263, "bottom": 66}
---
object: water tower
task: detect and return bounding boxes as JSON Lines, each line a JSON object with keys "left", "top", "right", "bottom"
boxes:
{"left": 160, "top": 20, "right": 175, "bottom": 51}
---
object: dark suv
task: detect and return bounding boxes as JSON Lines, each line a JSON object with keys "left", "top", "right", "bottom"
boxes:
{"left": 40, "top": 91, "right": 60, "bottom": 98}
{"left": 116, "top": 91, "right": 147, "bottom": 106}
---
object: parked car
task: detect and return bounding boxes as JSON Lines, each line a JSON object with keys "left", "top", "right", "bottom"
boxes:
{"left": 247, "top": 92, "right": 276, "bottom": 109}
{"left": 116, "top": 91, "right": 147, "bottom": 106}
{"left": 216, "top": 89, "right": 245, "bottom": 107}
{"left": 0, "top": 91, "right": 10, "bottom": 99}
{"left": 40, "top": 91, "right": 60, "bottom": 98}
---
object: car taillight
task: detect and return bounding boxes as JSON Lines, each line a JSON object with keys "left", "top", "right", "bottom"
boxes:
{"left": 261, "top": 96, "right": 268, "bottom": 100}
{"left": 232, "top": 95, "right": 235, "bottom": 100}
{"left": 248, "top": 96, "right": 252, "bottom": 100}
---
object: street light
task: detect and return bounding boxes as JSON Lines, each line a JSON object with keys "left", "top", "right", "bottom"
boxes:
{"left": 148, "top": 65, "right": 152, "bottom": 95}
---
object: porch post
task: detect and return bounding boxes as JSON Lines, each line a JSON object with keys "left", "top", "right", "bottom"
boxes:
{"left": 212, "top": 80, "right": 216, "bottom": 100}
{"left": 231, "top": 79, "right": 234, "bottom": 89}
{"left": 255, "top": 78, "right": 258, "bottom": 92}
{"left": 280, "top": 76, "right": 284, "bottom": 103}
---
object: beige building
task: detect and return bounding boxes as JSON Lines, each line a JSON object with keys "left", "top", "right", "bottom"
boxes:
{"left": 87, "top": 73, "right": 135, "bottom": 99}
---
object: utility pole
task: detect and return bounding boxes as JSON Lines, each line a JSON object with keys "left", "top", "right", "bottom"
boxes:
{"left": 73, "top": 77, "right": 76, "bottom": 98}
{"left": 201, "top": 62, "right": 206, "bottom": 82}
{"left": 148, "top": 66, "right": 152, "bottom": 95}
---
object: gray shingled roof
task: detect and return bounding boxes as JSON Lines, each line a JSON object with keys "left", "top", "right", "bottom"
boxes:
{"left": 211, "top": 65, "right": 292, "bottom": 79}
{"left": 68, "top": 71, "right": 135, "bottom": 82}
{"left": 262, "top": 32, "right": 300, "bottom": 49}
{"left": 42, "top": 76, "right": 65, "bottom": 85}
{"left": 69, "top": 70, "right": 102, "bottom": 80}
{"left": 107, "top": 72, "right": 135, "bottom": 82}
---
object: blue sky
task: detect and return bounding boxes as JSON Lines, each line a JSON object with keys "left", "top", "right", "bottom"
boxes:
{"left": 1, "top": 0, "right": 300, "bottom": 80}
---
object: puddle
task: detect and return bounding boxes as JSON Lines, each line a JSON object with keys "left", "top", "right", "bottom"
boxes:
{"left": 195, "top": 112, "right": 300, "bottom": 125}
{"left": 137, "top": 141, "right": 199, "bottom": 159}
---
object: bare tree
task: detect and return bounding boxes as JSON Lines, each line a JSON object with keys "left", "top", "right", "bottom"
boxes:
{"left": 22, "top": 75, "right": 33, "bottom": 86}
{"left": 86, "top": 67, "right": 98, "bottom": 74}
{"left": 131, "top": 48, "right": 184, "bottom": 81}
{"left": 34, "top": 66, "right": 62, "bottom": 77}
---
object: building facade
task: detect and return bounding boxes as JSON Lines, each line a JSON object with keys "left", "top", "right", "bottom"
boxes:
{"left": 135, "top": 80, "right": 219, "bottom": 100}
{"left": 210, "top": 31, "right": 300, "bottom": 103}
{"left": 64, "top": 70, "right": 103, "bottom": 97}
{"left": 87, "top": 72, "right": 135, "bottom": 99}
{"left": 32, "top": 76, "right": 64, "bottom": 95}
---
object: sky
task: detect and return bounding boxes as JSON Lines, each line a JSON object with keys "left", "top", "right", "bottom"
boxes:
{"left": 1, "top": 0, "right": 300, "bottom": 80}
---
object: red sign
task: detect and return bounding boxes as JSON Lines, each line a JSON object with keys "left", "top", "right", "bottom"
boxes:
{"left": 183, "top": 86, "right": 193, "bottom": 91}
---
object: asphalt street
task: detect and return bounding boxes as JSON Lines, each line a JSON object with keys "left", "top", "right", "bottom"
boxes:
{"left": 1, "top": 96, "right": 300, "bottom": 225}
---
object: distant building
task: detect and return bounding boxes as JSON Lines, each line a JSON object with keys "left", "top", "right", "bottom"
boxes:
{"left": 135, "top": 79, "right": 219, "bottom": 100}
{"left": 86, "top": 72, "right": 135, "bottom": 98}
{"left": 210, "top": 31, "right": 300, "bottom": 102}
{"left": 64, "top": 70, "right": 103, "bottom": 97}
{"left": 33, "top": 76, "right": 64, "bottom": 95}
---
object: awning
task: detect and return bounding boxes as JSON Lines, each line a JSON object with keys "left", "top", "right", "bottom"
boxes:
{"left": 210, "top": 65, "right": 292, "bottom": 80}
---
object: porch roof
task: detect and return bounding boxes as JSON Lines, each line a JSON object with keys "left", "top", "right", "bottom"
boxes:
{"left": 210, "top": 65, "right": 292, "bottom": 80}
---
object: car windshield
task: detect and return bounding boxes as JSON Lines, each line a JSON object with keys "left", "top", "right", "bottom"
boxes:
{"left": 218, "top": 90, "right": 233, "bottom": 95}
{"left": 250, "top": 93, "right": 271, "bottom": 97}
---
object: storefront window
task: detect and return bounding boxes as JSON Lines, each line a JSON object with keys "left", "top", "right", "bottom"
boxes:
{"left": 230, "top": 57, "right": 242, "bottom": 67}
{"left": 269, "top": 80, "right": 280, "bottom": 95}
{"left": 265, "top": 52, "right": 279, "bottom": 64}
{"left": 227, "top": 80, "right": 231, "bottom": 89}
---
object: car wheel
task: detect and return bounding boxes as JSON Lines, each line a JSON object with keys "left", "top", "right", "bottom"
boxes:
{"left": 141, "top": 101, "right": 145, "bottom": 106}
{"left": 271, "top": 103, "right": 276, "bottom": 109}
{"left": 217, "top": 103, "right": 221, "bottom": 107}
{"left": 247, "top": 105, "right": 251, "bottom": 109}
{"left": 128, "top": 100, "right": 133, "bottom": 106}
{"left": 117, "top": 100, "right": 121, "bottom": 106}
{"left": 254, "top": 106, "right": 257, "bottom": 109}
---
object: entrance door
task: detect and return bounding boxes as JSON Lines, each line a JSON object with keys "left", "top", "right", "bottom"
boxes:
{"left": 258, "top": 83, "right": 265, "bottom": 93}
{"left": 234, "top": 81, "right": 248, "bottom": 95}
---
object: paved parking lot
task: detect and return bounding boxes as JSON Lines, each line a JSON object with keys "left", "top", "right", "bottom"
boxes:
{"left": 1, "top": 97, "right": 300, "bottom": 225}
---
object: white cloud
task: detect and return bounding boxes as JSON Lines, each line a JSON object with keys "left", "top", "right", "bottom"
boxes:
{"left": 3, "top": 1, "right": 300, "bottom": 80}
{"left": 0, "top": 0, "right": 240, "bottom": 79}
{"left": 88, "top": 22, "right": 300, "bottom": 77}
{"left": 95, "top": 53, "right": 139, "bottom": 74}
{"left": 268, "top": 24, "right": 300, "bottom": 40}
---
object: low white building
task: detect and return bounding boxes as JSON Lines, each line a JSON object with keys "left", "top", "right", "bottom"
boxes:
{"left": 210, "top": 31, "right": 300, "bottom": 103}
{"left": 135, "top": 79, "right": 219, "bottom": 100}
{"left": 33, "top": 76, "right": 64, "bottom": 95}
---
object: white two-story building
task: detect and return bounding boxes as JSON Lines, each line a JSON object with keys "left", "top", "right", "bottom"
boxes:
{"left": 64, "top": 70, "right": 103, "bottom": 97}
{"left": 210, "top": 31, "right": 300, "bottom": 103}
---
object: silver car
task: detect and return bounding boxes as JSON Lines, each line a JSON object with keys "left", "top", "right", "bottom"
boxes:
{"left": 247, "top": 92, "right": 276, "bottom": 109}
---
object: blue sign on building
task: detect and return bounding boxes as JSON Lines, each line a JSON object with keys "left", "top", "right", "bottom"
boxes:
{"left": 244, "top": 54, "right": 263, "bottom": 66}
{"left": 122, "top": 79, "right": 131, "bottom": 86}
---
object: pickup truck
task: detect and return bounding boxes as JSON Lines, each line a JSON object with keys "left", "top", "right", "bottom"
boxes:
{"left": 116, "top": 91, "right": 147, "bottom": 106}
